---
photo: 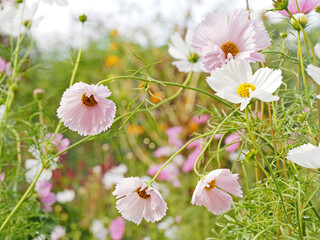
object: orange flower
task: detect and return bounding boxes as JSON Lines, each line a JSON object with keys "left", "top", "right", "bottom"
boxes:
{"left": 110, "top": 29, "right": 118, "bottom": 37}
{"left": 127, "top": 124, "right": 145, "bottom": 135}
{"left": 150, "top": 92, "right": 164, "bottom": 104}
{"left": 105, "top": 56, "right": 120, "bottom": 67}
{"left": 109, "top": 42, "right": 119, "bottom": 51}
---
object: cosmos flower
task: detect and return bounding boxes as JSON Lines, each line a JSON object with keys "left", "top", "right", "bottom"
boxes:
{"left": 43, "top": 0, "right": 68, "bottom": 6}
{"left": 182, "top": 139, "right": 202, "bottom": 173}
{"left": 225, "top": 130, "right": 245, "bottom": 153}
{"left": 306, "top": 43, "right": 320, "bottom": 98}
{"left": 50, "top": 225, "right": 66, "bottom": 240}
{"left": 44, "top": 133, "right": 70, "bottom": 156}
{"left": 91, "top": 219, "right": 108, "bottom": 240}
{"left": 278, "top": 0, "right": 320, "bottom": 17}
{"left": 25, "top": 159, "right": 53, "bottom": 184}
{"left": 192, "top": 9, "right": 271, "bottom": 71}
{"left": 286, "top": 143, "right": 320, "bottom": 168}
{"left": 191, "top": 169, "right": 243, "bottom": 215}
{"left": 57, "top": 82, "right": 116, "bottom": 136}
{"left": 166, "top": 126, "right": 183, "bottom": 148}
{"left": 102, "top": 164, "right": 128, "bottom": 190}
{"left": 147, "top": 163, "right": 180, "bottom": 187}
{"left": 206, "top": 59, "right": 282, "bottom": 111}
{"left": 35, "top": 181, "right": 56, "bottom": 212}
{"left": 56, "top": 189, "right": 75, "bottom": 203}
{"left": 109, "top": 217, "right": 125, "bottom": 240}
{"left": 113, "top": 177, "right": 167, "bottom": 225}
{"left": 0, "top": 57, "right": 11, "bottom": 76}
{"left": 168, "top": 29, "right": 205, "bottom": 72}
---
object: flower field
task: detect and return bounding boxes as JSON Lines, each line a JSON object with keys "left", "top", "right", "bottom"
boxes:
{"left": 1, "top": 0, "right": 320, "bottom": 239}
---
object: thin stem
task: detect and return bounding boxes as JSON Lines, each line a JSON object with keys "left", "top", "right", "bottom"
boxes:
{"left": 37, "top": 99, "right": 44, "bottom": 124}
{"left": 10, "top": 128, "right": 22, "bottom": 192}
{"left": 69, "top": 23, "right": 84, "bottom": 87}
{"left": 245, "top": 108, "right": 292, "bottom": 226}
{"left": 0, "top": 164, "right": 45, "bottom": 232}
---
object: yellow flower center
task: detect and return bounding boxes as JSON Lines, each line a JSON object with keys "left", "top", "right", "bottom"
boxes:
{"left": 81, "top": 93, "right": 97, "bottom": 107}
{"left": 221, "top": 42, "right": 239, "bottom": 58}
{"left": 188, "top": 52, "right": 200, "bottom": 63}
{"left": 136, "top": 186, "right": 150, "bottom": 199}
{"left": 237, "top": 83, "right": 256, "bottom": 98}
{"left": 204, "top": 179, "right": 216, "bottom": 191}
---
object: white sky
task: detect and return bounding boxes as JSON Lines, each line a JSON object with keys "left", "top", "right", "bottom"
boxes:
{"left": 2, "top": 0, "right": 320, "bottom": 53}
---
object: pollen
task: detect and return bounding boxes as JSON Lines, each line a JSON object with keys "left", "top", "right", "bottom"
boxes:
{"left": 237, "top": 83, "right": 256, "bottom": 98}
{"left": 188, "top": 52, "right": 200, "bottom": 63}
{"left": 205, "top": 179, "right": 216, "bottom": 191}
{"left": 136, "top": 186, "right": 150, "bottom": 199}
{"left": 221, "top": 42, "right": 239, "bottom": 58}
{"left": 81, "top": 93, "right": 98, "bottom": 107}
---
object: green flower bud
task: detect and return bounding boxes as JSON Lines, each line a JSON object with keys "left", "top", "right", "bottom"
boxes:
{"left": 316, "top": 4, "right": 320, "bottom": 13}
{"left": 16, "top": 0, "right": 23, "bottom": 4}
{"left": 280, "top": 32, "right": 287, "bottom": 39}
{"left": 33, "top": 89, "right": 45, "bottom": 100}
{"left": 291, "top": 13, "right": 308, "bottom": 31}
{"left": 79, "top": 14, "right": 87, "bottom": 23}
{"left": 273, "top": 0, "right": 289, "bottom": 10}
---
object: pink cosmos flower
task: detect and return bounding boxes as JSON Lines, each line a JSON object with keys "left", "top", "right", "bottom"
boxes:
{"left": 153, "top": 146, "right": 174, "bottom": 158}
{"left": 0, "top": 171, "right": 5, "bottom": 182}
{"left": 147, "top": 163, "right": 180, "bottom": 187}
{"left": 57, "top": 82, "right": 116, "bottom": 136}
{"left": 166, "top": 126, "right": 183, "bottom": 148}
{"left": 191, "top": 169, "right": 242, "bottom": 215}
{"left": 225, "top": 130, "right": 245, "bottom": 153}
{"left": 183, "top": 139, "right": 202, "bottom": 173}
{"left": 109, "top": 217, "right": 125, "bottom": 240}
{"left": 35, "top": 181, "right": 56, "bottom": 212}
{"left": 279, "top": 0, "right": 320, "bottom": 17}
{"left": 44, "top": 133, "right": 70, "bottom": 155}
{"left": 113, "top": 177, "right": 167, "bottom": 225}
{"left": 192, "top": 9, "right": 271, "bottom": 71}
{"left": 191, "top": 114, "right": 210, "bottom": 125}
{"left": 0, "top": 57, "right": 11, "bottom": 76}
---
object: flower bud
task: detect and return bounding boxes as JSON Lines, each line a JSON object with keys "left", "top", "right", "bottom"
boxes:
{"left": 316, "top": 4, "right": 320, "bottom": 13}
{"left": 16, "top": 0, "right": 23, "bottom": 3}
{"left": 78, "top": 14, "right": 87, "bottom": 23}
{"left": 280, "top": 32, "right": 287, "bottom": 39}
{"left": 291, "top": 13, "right": 308, "bottom": 30}
{"left": 273, "top": 0, "right": 289, "bottom": 10}
{"left": 33, "top": 88, "right": 45, "bottom": 100}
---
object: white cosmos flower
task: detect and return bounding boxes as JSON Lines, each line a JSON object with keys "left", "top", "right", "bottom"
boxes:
{"left": 286, "top": 143, "right": 320, "bottom": 169}
{"left": 102, "top": 164, "right": 128, "bottom": 190}
{"left": 206, "top": 59, "right": 282, "bottom": 111}
{"left": 168, "top": 29, "right": 206, "bottom": 73}
{"left": 50, "top": 225, "right": 66, "bottom": 240}
{"left": 91, "top": 219, "right": 108, "bottom": 240}
{"left": 306, "top": 43, "right": 320, "bottom": 98}
{"left": 56, "top": 189, "right": 75, "bottom": 203}
{"left": 43, "top": 0, "right": 68, "bottom": 6}
{"left": 25, "top": 159, "right": 52, "bottom": 184}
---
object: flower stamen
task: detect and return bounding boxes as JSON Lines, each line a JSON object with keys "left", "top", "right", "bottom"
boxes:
{"left": 237, "top": 83, "right": 256, "bottom": 98}
{"left": 188, "top": 52, "right": 200, "bottom": 63}
{"left": 81, "top": 93, "right": 97, "bottom": 107}
{"left": 136, "top": 186, "right": 150, "bottom": 199}
{"left": 205, "top": 179, "right": 216, "bottom": 191}
{"left": 221, "top": 42, "right": 239, "bottom": 58}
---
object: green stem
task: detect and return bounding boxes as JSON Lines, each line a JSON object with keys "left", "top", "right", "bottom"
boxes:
{"left": 245, "top": 108, "right": 292, "bottom": 226}
{"left": 38, "top": 99, "right": 44, "bottom": 124}
{"left": 10, "top": 128, "right": 22, "bottom": 192}
{"left": 0, "top": 164, "right": 45, "bottom": 232}
{"left": 297, "top": 31, "right": 316, "bottom": 127}
{"left": 97, "top": 76, "right": 233, "bottom": 108}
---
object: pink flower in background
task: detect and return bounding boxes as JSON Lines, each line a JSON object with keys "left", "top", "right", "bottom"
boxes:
{"left": 166, "top": 126, "right": 183, "bottom": 148}
{"left": 214, "top": 134, "right": 223, "bottom": 140}
{"left": 0, "top": 57, "right": 11, "bottom": 76}
{"left": 278, "top": 0, "right": 320, "bottom": 17}
{"left": 109, "top": 217, "right": 125, "bottom": 240}
{"left": 35, "top": 181, "right": 56, "bottom": 212}
{"left": 57, "top": 82, "right": 116, "bottom": 136}
{"left": 183, "top": 139, "right": 202, "bottom": 173}
{"left": 44, "top": 133, "right": 70, "bottom": 155}
{"left": 191, "top": 169, "right": 242, "bottom": 215}
{"left": 147, "top": 163, "right": 180, "bottom": 187}
{"left": 191, "top": 114, "right": 210, "bottom": 124}
{"left": 113, "top": 177, "right": 167, "bottom": 225}
{"left": 225, "top": 130, "right": 244, "bottom": 153}
{"left": 192, "top": 9, "right": 271, "bottom": 71}
{"left": 0, "top": 171, "right": 5, "bottom": 182}
{"left": 153, "top": 146, "right": 174, "bottom": 158}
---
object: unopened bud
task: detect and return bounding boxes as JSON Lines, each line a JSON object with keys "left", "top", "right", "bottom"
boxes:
{"left": 273, "top": 0, "right": 289, "bottom": 10}
{"left": 280, "top": 32, "right": 287, "bottom": 39}
{"left": 16, "top": 0, "right": 23, "bottom": 3}
{"left": 78, "top": 14, "right": 87, "bottom": 23}
{"left": 23, "top": 20, "right": 31, "bottom": 28}
{"left": 33, "top": 88, "right": 45, "bottom": 100}
{"left": 291, "top": 13, "right": 308, "bottom": 30}
{"left": 316, "top": 4, "right": 320, "bottom": 13}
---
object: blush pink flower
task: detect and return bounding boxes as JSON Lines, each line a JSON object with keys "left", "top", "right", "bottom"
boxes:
{"left": 35, "top": 181, "right": 56, "bottom": 212}
{"left": 109, "top": 217, "right": 125, "bottom": 240}
{"left": 57, "top": 82, "right": 116, "bottom": 136}
{"left": 191, "top": 114, "right": 210, "bottom": 124}
{"left": 191, "top": 169, "right": 242, "bottom": 215}
{"left": 192, "top": 9, "right": 271, "bottom": 71}
{"left": 0, "top": 171, "right": 5, "bottom": 182}
{"left": 225, "top": 130, "right": 245, "bottom": 153}
{"left": 0, "top": 57, "right": 11, "bottom": 76}
{"left": 183, "top": 139, "right": 202, "bottom": 173}
{"left": 113, "top": 177, "right": 167, "bottom": 225}
{"left": 44, "top": 133, "right": 70, "bottom": 155}
{"left": 147, "top": 163, "right": 180, "bottom": 187}
{"left": 166, "top": 126, "right": 183, "bottom": 148}
{"left": 279, "top": 0, "right": 320, "bottom": 17}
